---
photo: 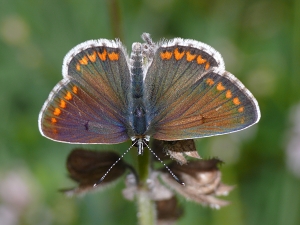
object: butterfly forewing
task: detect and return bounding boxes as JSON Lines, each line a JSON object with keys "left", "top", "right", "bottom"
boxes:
{"left": 39, "top": 40, "right": 132, "bottom": 144}
{"left": 144, "top": 39, "right": 260, "bottom": 140}
{"left": 144, "top": 43, "right": 222, "bottom": 119}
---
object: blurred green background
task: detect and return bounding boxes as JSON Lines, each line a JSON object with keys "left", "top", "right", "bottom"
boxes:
{"left": 1, "top": 0, "right": 300, "bottom": 224}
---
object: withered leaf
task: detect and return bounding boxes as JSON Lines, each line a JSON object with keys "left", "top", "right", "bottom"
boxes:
{"left": 160, "top": 158, "right": 234, "bottom": 209}
{"left": 156, "top": 196, "right": 183, "bottom": 225}
{"left": 122, "top": 172, "right": 173, "bottom": 201}
{"left": 152, "top": 139, "right": 201, "bottom": 164}
{"left": 61, "top": 148, "right": 127, "bottom": 196}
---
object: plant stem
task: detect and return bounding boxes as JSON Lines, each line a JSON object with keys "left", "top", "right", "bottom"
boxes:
{"left": 107, "top": 0, "right": 123, "bottom": 40}
{"left": 136, "top": 148, "right": 155, "bottom": 225}
{"left": 136, "top": 189, "right": 156, "bottom": 225}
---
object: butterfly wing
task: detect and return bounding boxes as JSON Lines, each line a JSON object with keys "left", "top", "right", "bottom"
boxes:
{"left": 144, "top": 38, "right": 260, "bottom": 140}
{"left": 39, "top": 39, "right": 131, "bottom": 144}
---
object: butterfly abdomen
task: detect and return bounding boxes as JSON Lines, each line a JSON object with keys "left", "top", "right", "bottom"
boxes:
{"left": 130, "top": 43, "right": 147, "bottom": 135}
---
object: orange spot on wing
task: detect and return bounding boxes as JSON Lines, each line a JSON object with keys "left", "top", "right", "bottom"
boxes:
{"left": 160, "top": 51, "right": 172, "bottom": 60}
{"left": 108, "top": 52, "right": 119, "bottom": 61}
{"left": 72, "top": 86, "right": 78, "bottom": 94}
{"left": 76, "top": 63, "right": 81, "bottom": 71}
{"left": 60, "top": 99, "right": 66, "bottom": 108}
{"left": 53, "top": 108, "right": 61, "bottom": 116}
{"left": 53, "top": 128, "right": 58, "bottom": 134}
{"left": 240, "top": 117, "right": 245, "bottom": 124}
{"left": 238, "top": 107, "right": 244, "bottom": 112}
{"left": 79, "top": 56, "right": 89, "bottom": 65}
{"left": 98, "top": 49, "right": 107, "bottom": 61}
{"left": 197, "top": 55, "right": 207, "bottom": 64}
{"left": 206, "top": 78, "right": 214, "bottom": 86}
{"left": 51, "top": 118, "right": 57, "bottom": 123}
{"left": 217, "top": 82, "right": 226, "bottom": 91}
{"left": 186, "top": 51, "right": 197, "bottom": 61}
{"left": 233, "top": 97, "right": 241, "bottom": 105}
{"left": 205, "top": 62, "right": 210, "bottom": 70}
{"left": 174, "top": 48, "right": 185, "bottom": 60}
{"left": 64, "top": 91, "right": 72, "bottom": 100}
{"left": 88, "top": 51, "right": 97, "bottom": 62}
{"left": 226, "top": 90, "right": 232, "bottom": 98}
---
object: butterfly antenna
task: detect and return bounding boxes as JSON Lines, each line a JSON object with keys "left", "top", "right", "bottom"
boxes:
{"left": 93, "top": 141, "right": 137, "bottom": 187}
{"left": 143, "top": 141, "right": 185, "bottom": 186}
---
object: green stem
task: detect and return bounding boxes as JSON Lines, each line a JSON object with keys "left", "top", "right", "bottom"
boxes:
{"left": 136, "top": 189, "right": 156, "bottom": 225}
{"left": 136, "top": 149, "right": 155, "bottom": 225}
{"left": 107, "top": 0, "right": 123, "bottom": 40}
{"left": 137, "top": 147, "right": 151, "bottom": 183}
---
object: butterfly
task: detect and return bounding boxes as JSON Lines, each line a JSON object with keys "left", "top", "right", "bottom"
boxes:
{"left": 38, "top": 33, "right": 260, "bottom": 155}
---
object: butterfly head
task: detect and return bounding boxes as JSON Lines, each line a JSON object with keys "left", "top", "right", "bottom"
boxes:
{"left": 131, "top": 135, "right": 150, "bottom": 155}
